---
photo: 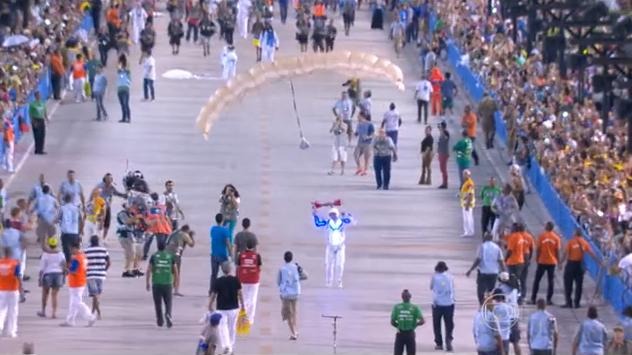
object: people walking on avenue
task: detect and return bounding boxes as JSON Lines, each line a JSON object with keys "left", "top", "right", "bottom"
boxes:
{"left": 97, "top": 172, "right": 128, "bottom": 241}
{"left": 527, "top": 299, "right": 559, "bottom": 355}
{"left": 146, "top": 239, "right": 177, "bottom": 328}
{"left": 116, "top": 205, "right": 143, "bottom": 278}
{"left": 312, "top": 18, "right": 326, "bottom": 52}
{"left": 480, "top": 176, "right": 501, "bottom": 234}
{"left": 140, "top": 22, "right": 157, "bottom": 57}
{"left": 530, "top": 222, "right": 561, "bottom": 305}
{"left": 200, "top": 13, "right": 217, "bottom": 57}
{"left": 437, "top": 121, "right": 450, "bottom": 189}
{"left": 221, "top": 45, "right": 238, "bottom": 81}
{"left": 332, "top": 91, "right": 356, "bottom": 144}
{"left": 93, "top": 65, "right": 108, "bottom": 120}
{"left": 236, "top": 0, "right": 252, "bottom": 40}
{"left": 428, "top": 64, "right": 444, "bottom": 116}
{"left": 478, "top": 92, "right": 498, "bottom": 149}
{"left": 117, "top": 54, "right": 132, "bottom": 123}
{"left": 461, "top": 105, "right": 479, "bottom": 166}
{"left": 419, "top": 125, "right": 434, "bottom": 185}
{"left": 162, "top": 180, "right": 184, "bottom": 230}
{"left": 391, "top": 289, "right": 425, "bottom": 355}
{"left": 141, "top": 50, "right": 156, "bottom": 101}
{"left": 491, "top": 289, "right": 517, "bottom": 355}
{"left": 415, "top": 74, "right": 432, "bottom": 124}
{"left": 165, "top": 225, "right": 195, "bottom": 296}
{"left": 296, "top": 14, "right": 310, "bottom": 53}
{"left": 354, "top": 114, "right": 374, "bottom": 176}
{"left": 313, "top": 207, "right": 354, "bottom": 287}
{"left": 561, "top": 229, "right": 598, "bottom": 308}
{"left": 381, "top": 102, "right": 402, "bottom": 147}
{"left": 453, "top": 130, "right": 473, "bottom": 185}
{"left": 373, "top": 128, "right": 398, "bottom": 190}
{"left": 187, "top": 0, "right": 203, "bottom": 42}
{"left": 467, "top": 232, "right": 506, "bottom": 305}
{"left": 505, "top": 223, "right": 534, "bottom": 305}
{"left": 38, "top": 237, "right": 65, "bottom": 319}
{"left": 208, "top": 262, "right": 244, "bottom": 354}
{"left": 233, "top": 218, "right": 257, "bottom": 260}
{"left": 58, "top": 170, "right": 86, "bottom": 209}
{"left": 72, "top": 53, "right": 87, "bottom": 103}
{"left": 210, "top": 213, "right": 232, "bottom": 291}
{"left": 0, "top": 248, "right": 22, "bottom": 338}
{"left": 473, "top": 299, "right": 504, "bottom": 355}
{"left": 129, "top": 2, "right": 148, "bottom": 44}
{"left": 62, "top": 242, "right": 97, "bottom": 327}
{"left": 278, "top": 251, "right": 301, "bottom": 340}
{"left": 85, "top": 235, "right": 110, "bottom": 319}
{"left": 491, "top": 184, "right": 520, "bottom": 241}
{"left": 460, "top": 169, "right": 475, "bottom": 237}
{"left": 430, "top": 261, "right": 454, "bottom": 352}
{"left": 236, "top": 239, "right": 261, "bottom": 325}
{"left": 84, "top": 188, "right": 106, "bottom": 239}
{"left": 59, "top": 194, "right": 81, "bottom": 263}
{"left": 329, "top": 116, "right": 348, "bottom": 176}
{"left": 572, "top": 306, "right": 608, "bottom": 355}
{"left": 260, "top": 24, "right": 280, "bottom": 62}
{"left": 29, "top": 91, "right": 49, "bottom": 155}
{"left": 33, "top": 184, "right": 59, "bottom": 246}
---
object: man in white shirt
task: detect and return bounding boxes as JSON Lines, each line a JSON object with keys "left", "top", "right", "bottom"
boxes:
{"left": 221, "top": 45, "right": 238, "bottom": 81}
{"left": 381, "top": 102, "right": 402, "bottom": 147}
{"left": 58, "top": 170, "right": 85, "bottom": 211}
{"left": 59, "top": 194, "right": 81, "bottom": 262}
{"left": 415, "top": 74, "right": 433, "bottom": 124}
{"left": 142, "top": 50, "right": 156, "bottom": 101}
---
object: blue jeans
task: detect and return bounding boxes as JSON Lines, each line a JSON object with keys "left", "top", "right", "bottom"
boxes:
{"left": 386, "top": 130, "right": 398, "bottom": 146}
{"left": 209, "top": 255, "right": 228, "bottom": 294}
{"left": 143, "top": 78, "right": 155, "bottom": 100}
{"left": 117, "top": 89, "right": 131, "bottom": 122}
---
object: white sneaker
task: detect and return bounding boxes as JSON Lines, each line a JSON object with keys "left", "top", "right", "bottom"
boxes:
{"left": 88, "top": 316, "right": 97, "bottom": 327}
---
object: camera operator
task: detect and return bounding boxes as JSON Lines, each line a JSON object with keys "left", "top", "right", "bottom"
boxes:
{"left": 219, "top": 185, "right": 240, "bottom": 237}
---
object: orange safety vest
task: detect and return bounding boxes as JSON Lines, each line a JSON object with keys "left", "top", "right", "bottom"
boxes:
{"left": 429, "top": 67, "right": 444, "bottom": 95}
{"left": 73, "top": 61, "right": 86, "bottom": 79}
{"left": 68, "top": 252, "right": 87, "bottom": 288}
{"left": 0, "top": 258, "right": 20, "bottom": 291}
{"left": 146, "top": 211, "right": 173, "bottom": 235}
{"left": 237, "top": 250, "right": 261, "bottom": 284}
{"left": 313, "top": 3, "right": 326, "bottom": 17}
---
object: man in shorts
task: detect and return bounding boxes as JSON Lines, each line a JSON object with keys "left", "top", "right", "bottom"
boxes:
{"left": 165, "top": 225, "right": 195, "bottom": 296}
{"left": 329, "top": 116, "right": 348, "bottom": 176}
{"left": 85, "top": 235, "right": 110, "bottom": 319}
{"left": 440, "top": 72, "right": 457, "bottom": 117}
{"left": 332, "top": 91, "right": 356, "bottom": 144}
{"left": 277, "top": 251, "right": 301, "bottom": 340}
{"left": 354, "top": 114, "right": 374, "bottom": 175}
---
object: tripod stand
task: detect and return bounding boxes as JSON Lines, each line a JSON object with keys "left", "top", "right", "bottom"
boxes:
{"left": 322, "top": 314, "right": 342, "bottom": 354}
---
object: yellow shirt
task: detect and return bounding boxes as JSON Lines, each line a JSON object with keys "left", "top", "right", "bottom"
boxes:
{"left": 460, "top": 178, "right": 475, "bottom": 208}
{"left": 86, "top": 196, "right": 106, "bottom": 223}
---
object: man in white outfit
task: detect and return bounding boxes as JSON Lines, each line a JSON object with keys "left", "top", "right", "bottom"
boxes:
{"left": 0, "top": 248, "right": 21, "bottom": 338}
{"left": 259, "top": 24, "right": 279, "bottom": 62}
{"left": 236, "top": 239, "right": 261, "bottom": 325}
{"left": 130, "top": 3, "right": 148, "bottom": 44}
{"left": 237, "top": 0, "right": 252, "bottom": 39}
{"left": 221, "top": 45, "right": 238, "bottom": 80}
{"left": 312, "top": 207, "right": 354, "bottom": 288}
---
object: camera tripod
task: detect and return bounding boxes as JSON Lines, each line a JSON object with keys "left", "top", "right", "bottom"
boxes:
{"left": 322, "top": 314, "right": 342, "bottom": 354}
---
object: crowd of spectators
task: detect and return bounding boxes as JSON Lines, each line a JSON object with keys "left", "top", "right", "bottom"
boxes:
{"left": 0, "top": 1, "right": 88, "bottom": 133}
{"left": 428, "top": 0, "right": 632, "bottom": 266}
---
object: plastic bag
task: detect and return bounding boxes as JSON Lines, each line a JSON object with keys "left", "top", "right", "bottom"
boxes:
{"left": 236, "top": 309, "right": 250, "bottom": 336}
{"left": 84, "top": 80, "right": 92, "bottom": 98}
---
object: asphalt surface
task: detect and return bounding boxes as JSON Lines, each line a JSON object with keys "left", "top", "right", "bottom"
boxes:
{"left": 0, "top": 5, "right": 621, "bottom": 355}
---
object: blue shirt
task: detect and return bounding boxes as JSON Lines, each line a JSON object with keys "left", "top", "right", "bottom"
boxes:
{"left": 441, "top": 79, "right": 457, "bottom": 99}
{"left": 430, "top": 272, "right": 455, "bottom": 306}
{"left": 493, "top": 302, "right": 513, "bottom": 340}
{"left": 277, "top": 262, "right": 300, "bottom": 299}
{"left": 1, "top": 227, "right": 22, "bottom": 261}
{"left": 35, "top": 194, "right": 58, "bottom": 224}
{"left": 575, "top": 319, "right": 607, "bottom": 355}
{"left": 356, "top": 121, "right": 375, "bottom": 145}
{"left": 473, "top": 310, "right": 501, "bottom": 352}
{"left": 477, "top": 241, "right": 504, "bottom": 274}
{"left": 210, "top": 225, "right": 230, "bottom": 260}
{"left": 93, "top": 73, "right": 108, "bottom": 94}
{"left": 528, "top": 310, "right": 557, "bottom": 350}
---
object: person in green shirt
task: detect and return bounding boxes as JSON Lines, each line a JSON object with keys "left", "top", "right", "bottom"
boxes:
{"left": 146, "top": 240, "right": 178, "bottom": 328}
{"left": 391, "top": 289, "right": 425, "bottom": 355}
{"left": 28, "top": 90, "right": 49, "bottom": 155}
{"left": 480, "top": 176, "right": 501, "bottom": 234}
{"left": 452, "top": 130, "right": 472, "bottom": 186}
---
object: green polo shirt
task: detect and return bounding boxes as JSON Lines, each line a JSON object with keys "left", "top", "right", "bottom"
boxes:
{"left": 453, "top": 137, "right": 472, "bottom": 169}
{"left": 391, "top": 302, "right": 422, "bottom": 332}
{"left": 29, "top": 100, "right": 46, "bottom": 120}
{"left": 149, "top": 251, "right": 175, "bottom": 285}
{"left": 480, "top": 185, "right": 501, "bottom": 207}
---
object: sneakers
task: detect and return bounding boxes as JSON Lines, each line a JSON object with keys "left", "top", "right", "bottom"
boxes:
{"left": 165, "top": 314, "right": 173, "bottom": 328}
{"left": 446, "top": 343, "right": 453, "bottom": 352}
{"left": 134, "top": 269, "right": 144, "bottom": 277}
{"left": 434, "top": 345, "right": 443, "bottom": 350}
{"left": 122, "top": 271, "right": 135, "bottom": 278}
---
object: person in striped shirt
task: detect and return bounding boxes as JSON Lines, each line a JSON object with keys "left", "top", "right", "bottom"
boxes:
{"left": 85, "top": 235, "right": 110, "bottom": 319}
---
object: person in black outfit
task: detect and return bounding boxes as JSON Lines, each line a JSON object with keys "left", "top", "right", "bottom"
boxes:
{"left": 91, "top": 0, "right": 103, "bottom": 32}
{"left": 140, "top": 21, "right": 156, "bottom": 57}
{"left": 97, "top": 28, "right": 110, "bottom": 67}
{"left": 419, "top": 125, "right": 434, "bottom": 185}
{"left": 325, "top": 19, "right": 337, "bottom": 52}
{"left": 208, "top": 262, "right": 245, "bottom": 354}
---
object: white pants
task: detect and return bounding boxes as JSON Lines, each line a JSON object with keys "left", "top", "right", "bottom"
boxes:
{"left": 325, "top": 244, "right": 345, "bottom": 286}
{"left": 131, "top": 23, "right": 142, "bottom": 43}
{"left": 218, "top": 308, "right": 239, "bottom": 352}
{"left": 262, "top": 46, "right": 276, "bottom": 62}
{"left": 222, "top": 63, "right": 237, "bottom": 80}
{"left": 462, "top": 207, "right": 474, "bottom": 236}
{"left": 84, "top": 220, "right": 100, "bottom": 238}
{"left": 237, "top": 11, "right": 249, "bottom": 38}
{"left": 66, "top": 287, "right": 94, "bottom": 325}
{"left": 3, "top": 140, "right": 13, "bottom": 173}
{"left": 242, "top": 283, "right": 259, "bottom": 325}
{"left": 0, "top": 290, "right": 19, "bottom": 337}
{"left": 73, "top": 77, "right": 86, "bottom": 102}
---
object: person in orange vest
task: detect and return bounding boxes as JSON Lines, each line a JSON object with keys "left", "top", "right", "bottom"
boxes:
{"left": 72, "top": 53, "right": 87, "bottom": 103}
{"left": 0, "top": 247, "right": 22, "bottom": 338}
{"left": 61, "top": 242, "right": 97, "bottom": 327}
{"left": 559, "top": 229, "right": 598, "bottom": 308}
{"left": 312, "top": 0, "right": 326, "bottom": 19}
{"left": 428, "top": 64, "right": 444, "bottom": 116}
{"left": 143, "top": 202, "right": 173, "bottom": 260}
{"left": 236, "top": 239, "right": 262, "bottom": 325}
{"left": 504, "top": 223, "right": 533, "bottom": 305}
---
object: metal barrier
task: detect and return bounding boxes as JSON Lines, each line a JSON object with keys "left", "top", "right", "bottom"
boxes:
{"left": 442, "top": 32, "right": 631, "bottom": 313}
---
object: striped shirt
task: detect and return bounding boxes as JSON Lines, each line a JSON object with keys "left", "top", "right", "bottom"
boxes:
{"left": 84, "top": 246, "right": 109, "bottom": 280}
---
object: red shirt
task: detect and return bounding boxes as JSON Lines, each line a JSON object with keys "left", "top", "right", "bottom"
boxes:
{"left": 0, "top": 258, "right": 20, "bottom": 291}
{"left": 237, "top": 250, "right": 261, "bottom": 284}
